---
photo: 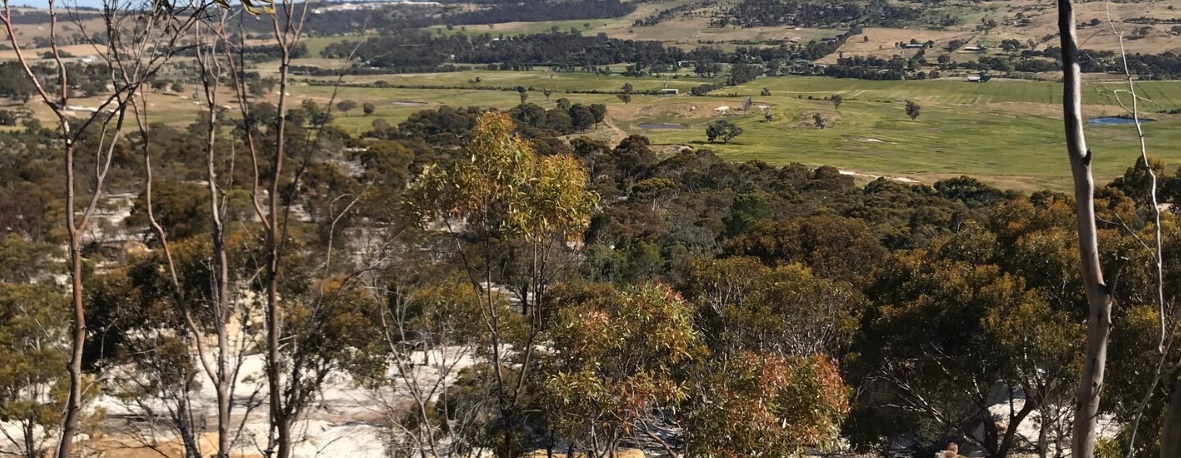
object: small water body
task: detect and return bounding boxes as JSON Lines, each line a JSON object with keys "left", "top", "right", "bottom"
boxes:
{"left": 637, "top": 123, "right": 687, "bottom": 129}
{"left": 1088, "top": 116, "right": 1155, "bottom": 125}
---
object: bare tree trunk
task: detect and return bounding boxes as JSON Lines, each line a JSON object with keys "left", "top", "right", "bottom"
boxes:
{"left": 1039, "top": 418, "right": 1049, "bottom": 458}
{"left": 266, "top": 10, "right": 297, "bottom": 457}
{"left": 1058, "top": 2, "right": 1114, "bottom": 457}
{"left": 59, "top": 167, "right": 84, "bottom": 458}
{"left": 194, "top": 19, "right": 235, "bottom": 458}
{"left": 1161, "top": 379, "right": 1181, "bottom": 458}
{"left": 266, "top": 51, "right": 292, "bottom": 458}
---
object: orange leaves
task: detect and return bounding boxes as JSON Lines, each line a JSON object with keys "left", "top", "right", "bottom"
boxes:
{"left": 550, "top": 282, "right": 700, "bottom": 372}
{"left": 687, "top": 351, "right": 850, "bottom": 455}
{"left": 545, "top": 282, "right": 701, "bottom": 444}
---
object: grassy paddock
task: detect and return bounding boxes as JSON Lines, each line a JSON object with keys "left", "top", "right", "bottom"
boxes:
{"left": 252, "top": 73, "right": 1181, "bottom": 191}
{"left": 30, "top": 69, "right": 1181, "bottom": 192}
{"left": 622, "top": 94, "right": 1178, "bottom": 191}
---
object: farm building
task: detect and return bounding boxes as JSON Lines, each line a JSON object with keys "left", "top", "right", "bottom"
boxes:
{"left": 660, "top": 88, "right": 679, "bottom": 95}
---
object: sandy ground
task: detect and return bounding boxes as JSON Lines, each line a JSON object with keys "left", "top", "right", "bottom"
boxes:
{"left": 82, "top": 346, "right": 478, "bottom": 458}
{"left": 0, "top": 287, "right": 478, "bottom": 458}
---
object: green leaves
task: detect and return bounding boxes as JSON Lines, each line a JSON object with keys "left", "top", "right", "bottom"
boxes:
{"left": 705, "top": 119, "right": 743, "bottom": 144}
{"left": 680, "top": 257, "right": 866, "bottom": 358}
{"left": 413, "top": 112, "right": 597, "bottom": 243}
{"left": 0, "top": 284, "right": 70, "bottom": 437}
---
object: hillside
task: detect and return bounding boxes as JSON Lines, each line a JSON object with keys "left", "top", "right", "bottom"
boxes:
{"left": 2, "top": 1, "right": 1181, "bottom": 457}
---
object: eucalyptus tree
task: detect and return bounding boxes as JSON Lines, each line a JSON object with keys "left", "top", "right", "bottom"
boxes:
{"left": 412, "top": 112, "right": 597, "bottom": 455}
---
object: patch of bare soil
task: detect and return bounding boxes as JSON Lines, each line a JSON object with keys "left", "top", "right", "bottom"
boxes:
{"left": 90, "top": 433, "right": 263, "bottom": 458}
{"left": 792, "top": 109, "right": 842, "bottom": 128}
{"left": 524, "top": 449, "right": 645, "bottom": 458}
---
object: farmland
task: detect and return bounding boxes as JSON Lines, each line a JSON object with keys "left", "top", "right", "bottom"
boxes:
{"left": 289, "top": 71, "right": 1181, "bottom": 191}
{"left": 6, "top": 0, "right": 1181, "bottom": 193}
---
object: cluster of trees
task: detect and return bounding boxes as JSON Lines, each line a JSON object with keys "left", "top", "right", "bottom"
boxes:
{"left": 506, "top": 99, "right": 608, "bottom": 136}
{"left": 1078, "top": 49, "right": 1181, "bottom": 79}
{"left": 322, "top": 28, "right": 849, "bottom": 78}
{"left": 826, "top": 55, "right": 920, "bottom": 80}
{"left": 722, "top": 0, "right": 920, "bottom": 28}
{"left": 839, "top": 46, "right": 1181, "bottom": 80}
{"left": 818, "top": 42, "right": 1181, "bottom": 81}
{"left": 442, "top": 0, "right": 634, "bottom": 25}
{"left": 0, "top": 60, "right": 117, "bottom": 102}
{"left": 361, "top": 100, "right": 605, "bottom": 149}
{"left": 323, "top": 29, "right": 673, "bottom": 71}
{"left": 966, "top": 48, "right": 1181, "bottom": 79}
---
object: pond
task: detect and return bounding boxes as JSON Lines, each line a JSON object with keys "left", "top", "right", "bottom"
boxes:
{"left": 638, "top": 123, "right": 687, "bottom": 129}
{"left": 1088, "top": 116, "right": 1155, "bottom": 125}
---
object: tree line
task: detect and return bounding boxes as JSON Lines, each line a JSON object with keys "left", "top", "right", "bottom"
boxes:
{"left": 442, "top": 0, "right": 634, "bottom": 25}
{"left": 721, "top": 0, "right": 920, "bottom": 28}
{"left": 320, "top": 28, "right": 851, "bottom": 78}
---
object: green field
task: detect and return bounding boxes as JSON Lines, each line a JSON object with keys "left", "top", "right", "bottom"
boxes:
{"left": 301, "top": 33, "right": 376, "bottom": 57}
{"left": 739, "top": 77, "right": 1181, "bottom": 107}
{"left": 295, "top": 70, "right": 1181, "bottom": 191}
{"left": 622, "top": 95, "right": 1164, "bottom": 192}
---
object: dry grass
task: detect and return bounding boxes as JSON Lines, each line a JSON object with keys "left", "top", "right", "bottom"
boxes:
{"left": 1, "top": 14, "right": 107, "bottom": 48}
{"left": 818, "top": 27, "right": 980, "bottom": 64}
{"left": 624, "top": 16, "right": 834, "bottom": 47}
{"left": 90, "top": 433, "right": 263, "bottom": 458}
{"left": 523, "top": 449, "right": 645, "bottom": 458}
{"left": 0, "top": 43, "right": 107, "bottom": 60}
{"left": 819, "top": 0, "right": 1181, "bottom": 62}
{"left": 999, "top": 0, "right": 1181, "bottom": 54}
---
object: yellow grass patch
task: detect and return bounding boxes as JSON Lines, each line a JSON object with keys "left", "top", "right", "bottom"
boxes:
{"left": 819, "top": 27, "right": 979, "bottom": 64}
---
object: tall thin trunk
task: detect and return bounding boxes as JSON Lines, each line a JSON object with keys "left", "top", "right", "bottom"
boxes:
{"left": 208, "top": 98, "right": 233, "bottom": 458}
{"left": 177, "top": 397, "right": 200, "bottom": 458}
{"left": 1058, "top": 1, "right": 1114, "bottom": 457}
{"left": 1039, "top": 411, "right": 1050, "bottom": 458}
{"left": 267, "top": 20, "right": 293, "bottom": 458}
{"left": 58, "top": 141, "right": 83, "bottom": 458}
{"left": 24, "top": 420, "right": 35, "bottom": 458}
{"left": 198, "top": 35, "right": 234, "bottom": 458}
